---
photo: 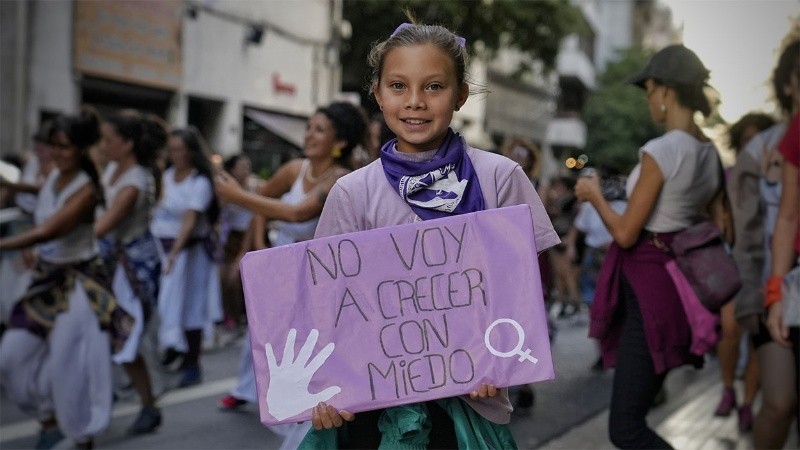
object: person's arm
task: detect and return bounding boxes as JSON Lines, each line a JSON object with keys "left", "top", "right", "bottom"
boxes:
{"left": 575, "top": 153, "right": 663, "bottom": 249}
{"left": 0, "top": 184, "right": 97, "bottom": 250}
{"left": 94, "top": 186, "right": 138, "bottom": 238}
{"left": 0, "top": 179, "right": 42, "bottom": 194}
{"left": 766, "top": 161, "right": 799, "bottom": 347}
{"left": 216, "top": 168, "right": 347, "bottom": 223}
{"left": 163, "top": 209, "right": 198, "bottom": 274}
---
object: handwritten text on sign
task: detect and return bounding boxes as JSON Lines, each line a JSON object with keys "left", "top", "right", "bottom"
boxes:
{"left": 240, "top": 205, "right": 554, "bottom": 426}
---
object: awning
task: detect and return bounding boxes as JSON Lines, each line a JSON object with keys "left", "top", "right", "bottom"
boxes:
{"left": 244, "top": 108, "right": 307, "bottom": 148}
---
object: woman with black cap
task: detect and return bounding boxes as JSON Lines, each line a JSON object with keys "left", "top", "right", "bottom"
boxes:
{"left": 575, "top": 44, "right": 731, "bottom": 449}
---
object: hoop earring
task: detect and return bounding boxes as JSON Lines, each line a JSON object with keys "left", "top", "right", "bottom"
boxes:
{"left": 331, "top": 146, "right": 342, "bottom": 159}
{"left": 660, "top": 104, "right": 666, "bottom": 113}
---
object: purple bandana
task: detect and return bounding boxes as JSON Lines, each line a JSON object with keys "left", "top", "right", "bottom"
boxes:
{"left": 380, "top": 129, "right": 485, "bottom": 220}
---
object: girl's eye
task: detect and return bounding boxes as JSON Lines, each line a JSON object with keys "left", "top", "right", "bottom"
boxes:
{"left": 427, "top": 83, "right": 442, "bottom": 91}
{"left": 389, "top": 82, "right": 404, "bottom": 90}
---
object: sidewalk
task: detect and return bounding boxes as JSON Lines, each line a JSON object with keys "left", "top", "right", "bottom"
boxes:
{"left": 539, "top": 360, "right": 795, "bottom": 449}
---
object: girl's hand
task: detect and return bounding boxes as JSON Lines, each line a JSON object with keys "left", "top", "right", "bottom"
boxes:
{"left": 766, "top": 302, "right": 790, "bottom": 348}
{"left": 215, "top": 171, "right": 242, "bottom": 203}
{"left": 469, "top": 383, "right": 498, "bottom": 399}
{"left": 575, "top": 175, "right": 602, "bottom": 203}
{"left": 310, "top": 402, "right": 354, "bottom": 430}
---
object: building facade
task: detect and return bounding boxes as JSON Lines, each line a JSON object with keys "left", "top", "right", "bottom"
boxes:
{"left": 2, "top": 0, "right": 343, "bottom": 175}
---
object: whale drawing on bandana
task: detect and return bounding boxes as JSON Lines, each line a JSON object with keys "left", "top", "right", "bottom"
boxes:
{"left": 400, "top": 164, "right": 468, "bottom": 212}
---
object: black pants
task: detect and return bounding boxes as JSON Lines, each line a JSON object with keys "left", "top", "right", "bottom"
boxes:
{"left": 608, "top": 277, "right": 673, "bottom": 449}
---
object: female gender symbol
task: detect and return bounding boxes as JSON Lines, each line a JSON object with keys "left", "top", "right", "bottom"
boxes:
{"left": 484, "top": 318, "right": 538, "bottom": 364}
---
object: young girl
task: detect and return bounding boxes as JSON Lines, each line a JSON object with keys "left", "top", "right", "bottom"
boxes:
{"left": 214, "top": 102, "right": 366, "bottom": 411}
{"left": 95, "top": 110, "right": 166, "bottom": 434}
{"left": 575, "top": 45, "right": 731, "bottom": 449}
{"left": 0, "top": 109, "right": 132, "bottom": 450}
{"left": 304, "top": 21, "right": 558, "bottom": 448}
{"left": 150, "top": 126, "right": 221, "bottom": 388}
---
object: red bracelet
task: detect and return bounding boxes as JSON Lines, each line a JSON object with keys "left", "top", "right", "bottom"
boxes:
{"left": 764, "top": 275, "right": 783, "bottom": 308}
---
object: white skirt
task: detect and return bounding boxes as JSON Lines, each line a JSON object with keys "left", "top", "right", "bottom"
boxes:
{"left": 0, "top": 280, "right": 112, "bottom": 441}
{"left": 111, "top": 265, "right": 145, "bottom": 364}
{"left": 157, "top": 243, "right": 221, "bottom": 352}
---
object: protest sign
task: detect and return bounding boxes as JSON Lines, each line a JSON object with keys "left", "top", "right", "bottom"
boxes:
{"left": 241, "top": 204, "right": 554, "bottom": 426}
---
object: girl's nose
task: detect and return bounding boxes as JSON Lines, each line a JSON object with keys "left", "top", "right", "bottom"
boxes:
{"left": 405, "top": 90, "right": 426, "bottom": 110}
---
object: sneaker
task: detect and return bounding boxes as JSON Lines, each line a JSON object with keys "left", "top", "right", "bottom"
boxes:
{"left": 127, "top": 405, "right": 162, "bottom": 435}
{"left": 738, "top": 405, "right": 753, "bottom": 432}
{"left": 34, "top": 428, "right": 65, "bottom": 450}
{"left": 219, "top": 394, "right": 248, "bottom": 411}
{"left": 178, "top": 365, "right": 202, "bottom": 388}
{"left": 714, "top": 387, "right": 736, "bottom": 417}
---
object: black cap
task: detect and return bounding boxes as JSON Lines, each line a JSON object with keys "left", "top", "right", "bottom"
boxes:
{"left": 628, "top": 44, "right": 710, "bottom": 89}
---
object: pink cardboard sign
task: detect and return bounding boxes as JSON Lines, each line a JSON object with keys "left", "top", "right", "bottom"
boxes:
{"left": 241, "top": 204, "right": 554, "bottom": 426}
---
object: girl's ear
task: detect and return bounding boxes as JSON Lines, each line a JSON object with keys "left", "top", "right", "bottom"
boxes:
{"left": 454, "top": 82, "right": 469, "bottom": 111}
{"left": 373, "top": 83, "right": 383, "bottom": 110}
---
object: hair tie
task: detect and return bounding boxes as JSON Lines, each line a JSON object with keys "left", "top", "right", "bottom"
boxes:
{"left": 389, "top": 22, "right": 467, "bottom": 49}
{"left": 390, "top": 22, "right": 414, "bottom": 38}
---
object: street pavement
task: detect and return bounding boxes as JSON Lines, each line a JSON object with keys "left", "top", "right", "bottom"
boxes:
{"left": 0, "top": 311, "right": 777, "bottom": 449}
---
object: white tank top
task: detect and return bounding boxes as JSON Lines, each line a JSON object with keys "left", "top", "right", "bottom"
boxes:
{"left": 271, "top": 160, "right": 320, "bottom": 247}
{"left": 35, "top": 170, "right": 97, "bottom": 263}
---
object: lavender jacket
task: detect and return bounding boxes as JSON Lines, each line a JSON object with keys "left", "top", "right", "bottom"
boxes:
{"left": 315, "top": 145, "right": 560, "bottom": 425}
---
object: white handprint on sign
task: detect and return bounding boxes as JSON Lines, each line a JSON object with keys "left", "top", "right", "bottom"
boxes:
{"left": 264, "top": 328, "right": 341, "bottom": 420}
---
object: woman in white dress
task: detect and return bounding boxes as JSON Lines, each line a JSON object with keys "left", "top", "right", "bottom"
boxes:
{"left": 0, "top": 108, "right": 132, "bottom": 450}
{"left": 150, "top": 126, "right": 221, "bottom": 388}
{"left": 95, "top": 110, "right": 166, "bottom": 434}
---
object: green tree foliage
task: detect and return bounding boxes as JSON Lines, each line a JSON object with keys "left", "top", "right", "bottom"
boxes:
{"left": 342, "top": 0, "right": 581, "bottom": 102}
{"left": 584, "top": 47, "right": 663, "bottom": 173}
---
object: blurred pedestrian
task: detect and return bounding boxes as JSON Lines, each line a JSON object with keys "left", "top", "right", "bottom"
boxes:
{"left": 763, "top": 38, "right": 800, "bottom": 447}
{"left": 713, "top": 111, "right": 774, "bottom": 431}
{"left": 575, "top": 44, "right": 730, "bottom": 449}
{"left": 0, "top": 123, "right": 55, "bottom": 328}
{"left": 545, "top": 176, "right": 581, "bottom": 317}
{"left": 0, "top": 108, "right": 133, "bottom": 450}
{"left": 218, "top": 154, "right": 255, "bottom": 334}
{"left": 569, "top": 169, "right": 628, "bottom": 371}
{"left": 728, "top": 38, "right": 799, "bottom": 448}
{"left": 500, "top": 137, "right": 542, "bottom": 188}
{"left": 150, "top": 126, "right": 221, "bottom": 388}
{"left": 94, "top": 110, "right": 166, "bottom": 435}
{"left": 303, "top": 19, "right": 558, "bottom": 448}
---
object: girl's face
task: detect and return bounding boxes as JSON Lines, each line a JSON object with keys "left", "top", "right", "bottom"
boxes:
{"left": 100, "top": 122, "right": 133, "bottom": 163}
{"left": 303, "top": 112, "right": 344, "bottom": 160}
{"left": 374, "top": 43, "right": 468, "bottom": 153}
{"left": 50, "top": 131, "right": 81, "bottom": 173}
{"left": 167, "top": 135, "right": 191, "bottom": 170}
